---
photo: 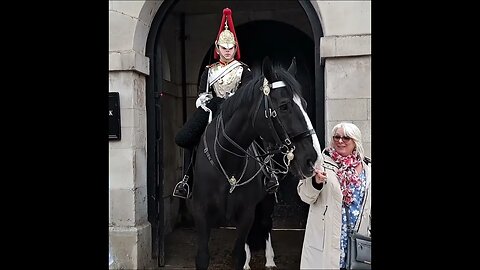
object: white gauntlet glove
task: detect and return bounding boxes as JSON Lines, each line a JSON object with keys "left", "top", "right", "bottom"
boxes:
{"left": 196, "top": 92, "right": 212, "bottom": 108}
{"left": 196, "top": 92, "right": 214, "bottom": 123}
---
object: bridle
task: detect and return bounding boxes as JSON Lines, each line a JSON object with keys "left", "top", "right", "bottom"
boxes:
{"left": 202, "top": 76, "right": 315, "bottom": 192}
{"left": 251, "top": 78, "right": 315, "bottom": 167}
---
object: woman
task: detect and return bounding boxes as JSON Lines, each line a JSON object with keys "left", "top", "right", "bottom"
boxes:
{"left": 297, "top": 122, "right": 371, "bottom": 269}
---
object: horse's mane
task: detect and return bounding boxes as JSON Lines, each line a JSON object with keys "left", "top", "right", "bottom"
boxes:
{"left": 220, "top": 63, "right": 304, "bottom": 121}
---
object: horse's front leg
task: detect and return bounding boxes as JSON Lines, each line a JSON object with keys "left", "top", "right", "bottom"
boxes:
{"left": 234, "top": 209, "right": 256, "bottom": 270}
{"left": 243, "top": 243, "right": 252, "bottom": 270}
{"left": 244, "top": 233, "right": 277, "bottom": 270}
{"left": 265, "top": 232, "right": 277, "bottom": 269}
{"left": 195, "top": 218, "right": 211, "bottom": 270}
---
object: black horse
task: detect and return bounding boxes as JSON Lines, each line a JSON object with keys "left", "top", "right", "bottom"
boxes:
{"left": 189, "top": 57, "right": 322, "bottom": 270}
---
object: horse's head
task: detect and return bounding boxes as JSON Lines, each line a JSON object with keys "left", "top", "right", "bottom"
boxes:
{"left": 253, "top": 57, "right": 322, "bottom": 179}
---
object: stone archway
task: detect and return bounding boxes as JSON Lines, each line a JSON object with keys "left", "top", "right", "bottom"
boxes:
{"left": 110, "top": 0, "right": 325, "bottom": 268}
{"left": 143, "top": 1, "right": 324, "bottom": 267}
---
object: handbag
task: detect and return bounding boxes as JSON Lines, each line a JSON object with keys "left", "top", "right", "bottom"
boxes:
{"left": 346, "top": 229, "right": 371, "bottom": 269}
{"left": 345, "top": 202, "right": 371, "bottom": 269}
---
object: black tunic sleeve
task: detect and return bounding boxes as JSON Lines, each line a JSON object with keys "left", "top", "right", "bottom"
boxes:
{"left": 197, "top": 68, "right": 209, "bottom": 95}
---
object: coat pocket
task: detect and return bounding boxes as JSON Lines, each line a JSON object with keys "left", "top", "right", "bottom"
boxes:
{"left": 309, "top": 205, "right": 327, "bottom": 251}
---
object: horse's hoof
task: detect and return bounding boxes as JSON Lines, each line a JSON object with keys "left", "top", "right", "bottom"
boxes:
{"left": 265, "top": 266, "right": 277, "bottom": 270}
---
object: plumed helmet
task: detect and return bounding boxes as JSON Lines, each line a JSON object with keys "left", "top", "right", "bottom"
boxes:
{"left": 214, "top": 8, "right": 241, "bottom": 60}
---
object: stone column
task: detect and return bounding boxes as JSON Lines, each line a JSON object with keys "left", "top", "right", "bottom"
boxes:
{"left": 320, "top": 35, "right": 371, "bottom": 157}
{"left": 109, "top": 38, "right": 153, "bottom": 270}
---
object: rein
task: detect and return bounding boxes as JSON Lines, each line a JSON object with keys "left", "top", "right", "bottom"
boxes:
{"left": 202, "top": 116, "right": 264, "bottom": 193}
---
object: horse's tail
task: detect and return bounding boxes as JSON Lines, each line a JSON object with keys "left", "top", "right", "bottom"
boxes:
{"left": 246, "top": 193, "right": 275, "bottom": 251}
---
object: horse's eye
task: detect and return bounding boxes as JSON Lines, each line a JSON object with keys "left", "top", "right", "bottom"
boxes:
{"left": 279, "top": 104, "right": 288, "bottom": 111}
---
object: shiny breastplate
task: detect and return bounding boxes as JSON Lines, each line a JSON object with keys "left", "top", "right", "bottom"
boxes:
{"left": 208, "top": 64, "right": 244, "bottom": 98}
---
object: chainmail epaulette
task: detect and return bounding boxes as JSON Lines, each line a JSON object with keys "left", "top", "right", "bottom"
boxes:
{"left": 237, "top": 60, "right": 249, "bottom": 67}
{"left": 206, "top": 62, "right": 221, "bottom": 69}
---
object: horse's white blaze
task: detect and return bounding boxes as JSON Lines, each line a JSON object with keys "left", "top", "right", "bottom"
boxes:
{"left": 293, "top": 95, "right": 323, "bottom": 167}
{"left": 265, "top": 232, "right": 277, "bottom": 267}
{"left": 244, "top": 244, "right": 251, "bottom": 270}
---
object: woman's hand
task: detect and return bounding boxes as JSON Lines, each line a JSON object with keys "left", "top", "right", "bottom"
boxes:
{"left": 314, "top": 168, "right": 327, "bottom": 184}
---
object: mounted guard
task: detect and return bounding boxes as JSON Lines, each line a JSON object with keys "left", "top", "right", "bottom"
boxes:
{"left": 173, "top": 8, "right": 284, "bottom": 199}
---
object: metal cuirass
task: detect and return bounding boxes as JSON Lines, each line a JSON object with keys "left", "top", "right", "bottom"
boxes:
{"left": 207, "top": 62, "right": 244, "bottom": 98}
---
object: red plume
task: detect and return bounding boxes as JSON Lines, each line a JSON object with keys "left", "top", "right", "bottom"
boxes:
{"left": 214, "top": 8, "right": 241, "bottom": 60}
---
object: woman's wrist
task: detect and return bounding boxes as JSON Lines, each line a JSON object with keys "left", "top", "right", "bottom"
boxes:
{"left": 312, "top": 178, "right": 323, "bottom": 190}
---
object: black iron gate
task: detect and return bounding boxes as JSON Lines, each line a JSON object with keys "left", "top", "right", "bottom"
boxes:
{"left": 145, "top": 0, "right": 177, "bottom": 266}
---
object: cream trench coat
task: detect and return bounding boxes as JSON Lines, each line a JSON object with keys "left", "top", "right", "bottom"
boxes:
{"left": 297, "top": 154, "right": 371, "bottom": 269}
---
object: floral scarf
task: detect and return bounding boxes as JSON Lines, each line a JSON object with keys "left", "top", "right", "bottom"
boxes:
{"left": 327, "top": 147, "right": 362, "bottom": 206}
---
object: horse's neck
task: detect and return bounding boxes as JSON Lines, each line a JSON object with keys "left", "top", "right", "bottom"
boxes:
{"left": 221, "top": 113, "right": 257, "bottom": 150}
{"left": 210, "top": 112, "right": 256, "bottom": 175}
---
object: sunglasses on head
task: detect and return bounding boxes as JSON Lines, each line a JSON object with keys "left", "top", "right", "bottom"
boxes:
{"left": 332, "top": 135, "right": 352, "bottom": 142}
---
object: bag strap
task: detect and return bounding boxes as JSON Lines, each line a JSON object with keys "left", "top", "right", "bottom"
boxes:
{"left": 345, "top": 190, "right": 367, "bottom": 233}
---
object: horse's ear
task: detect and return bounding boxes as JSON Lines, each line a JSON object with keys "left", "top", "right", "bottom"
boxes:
{"left": 287, "top": 57, "right": 297, "bottom": 76}
{"left": 262, "top": 56, "right": 274, "bottom": 82}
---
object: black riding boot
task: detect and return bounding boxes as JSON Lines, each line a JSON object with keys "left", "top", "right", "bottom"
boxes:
{"left": 265, "top": 175, "right": 279, "bottom": 194}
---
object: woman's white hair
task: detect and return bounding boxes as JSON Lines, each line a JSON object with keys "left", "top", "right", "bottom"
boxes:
{"left": 330, "top": 122, "right": 365, "bottom": 161}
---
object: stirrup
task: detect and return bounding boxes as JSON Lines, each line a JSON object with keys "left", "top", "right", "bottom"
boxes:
{"left": 172, "top": 175, "right": 190, "bottom": 199}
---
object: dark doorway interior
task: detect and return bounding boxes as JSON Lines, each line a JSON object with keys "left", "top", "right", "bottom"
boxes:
{"left": 147, "top": 2, "right": 324, "bottom": 267}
